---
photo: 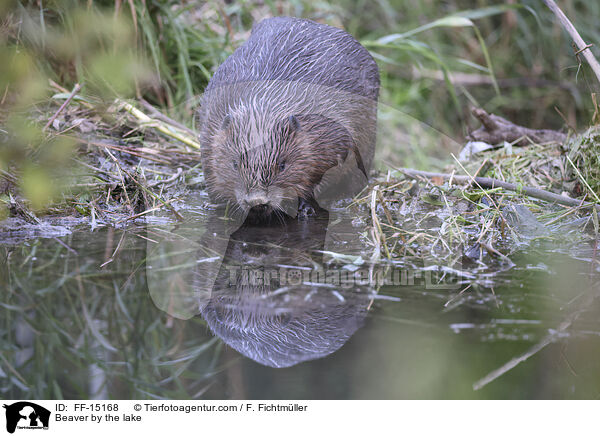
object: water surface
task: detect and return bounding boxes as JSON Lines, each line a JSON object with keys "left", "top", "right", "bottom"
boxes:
{"left": 1, "top": 194, "right": 599, "bottom": 400}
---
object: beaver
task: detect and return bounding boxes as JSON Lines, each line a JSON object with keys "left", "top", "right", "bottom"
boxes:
{"left": 198, "top": 17, "right": 379, "bottom": 221}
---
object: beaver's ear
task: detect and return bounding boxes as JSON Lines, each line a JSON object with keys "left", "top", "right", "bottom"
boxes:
{"left": 221, "top": 114, "right": 232, "bottom": 130}
{"left": 288, "top": 115, "right": 301, "bottom": 132}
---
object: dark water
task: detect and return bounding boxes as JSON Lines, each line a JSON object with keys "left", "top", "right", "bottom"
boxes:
{"left": 1, "top": 195, "right": 600, "bottom": 400}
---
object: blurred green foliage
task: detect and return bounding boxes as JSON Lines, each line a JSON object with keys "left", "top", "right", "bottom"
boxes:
{"left": 1, "top": 1, "right": 150, "bottom": 213}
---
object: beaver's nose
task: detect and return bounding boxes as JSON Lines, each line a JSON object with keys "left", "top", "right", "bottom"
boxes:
{"left": 250, "top": 204, "right": 269, "bottom": 214}
{"left": 243, "top": 191, "right": 270, "bottom": 208}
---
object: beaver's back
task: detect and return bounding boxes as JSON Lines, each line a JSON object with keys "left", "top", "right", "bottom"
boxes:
{"left": 205, "top": 17, "right": 379, "bottom": 101}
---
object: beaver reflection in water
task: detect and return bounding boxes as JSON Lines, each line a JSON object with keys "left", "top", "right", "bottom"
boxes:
{"left": 198, "top": 17, "right": 379, "bottom": 222}
{"left": 196, "top": 214, "right": 370, "bottom": 368}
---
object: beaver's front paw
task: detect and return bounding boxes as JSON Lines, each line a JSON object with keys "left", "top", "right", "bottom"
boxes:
{"left": 298, "top": 198, "right": 316, "bottom": 220}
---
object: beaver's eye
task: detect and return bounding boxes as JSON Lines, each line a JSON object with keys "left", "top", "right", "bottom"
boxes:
{"left": 232, "top": 161, "right": 238, "bottom": 170}
{"left": 279, "top": 161, "right": 286, "bottom": 172}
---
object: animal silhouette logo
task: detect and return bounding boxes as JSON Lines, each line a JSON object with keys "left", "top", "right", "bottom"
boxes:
{"left": 2, "top": 402, "right": 50, "bottom": 434}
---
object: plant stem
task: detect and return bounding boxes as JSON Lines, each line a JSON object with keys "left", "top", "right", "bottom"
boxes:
{"left": 544, "top": 0, "right": 600, "bottom": 85}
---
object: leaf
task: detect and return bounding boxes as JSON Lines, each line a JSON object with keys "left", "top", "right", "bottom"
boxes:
{"left": 51, "top": 93, "right": 90, "bottom": 103}
{"left": 421, "top": 193, "right": 445, "bottom": 206}
{"left": 457, "top": 58, "right": 490, "bottom": 73}
{"left": 377, "top": 16, "right": 474, "bottom": 44}
{"left": 375, "top": 4, "right": 532, "bottom": 45}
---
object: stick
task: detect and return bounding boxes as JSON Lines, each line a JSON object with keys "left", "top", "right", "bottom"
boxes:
{"left": 43, "top": 83, "right": 82, "bottom": 131}
{"left": 104, "top": 149, "right": 184, "bottom": 222}
{"left": 138, "top": 99, "right": 198, "bottom": 138}
{"left": 114, "top": 200, "right": 175, "bottom": 224}
{"left": 468, "top": 107, "right": 567, "bottom": 145}
{"left": 544, "top": 0, "right": 600, "bottom": 85}
{"left": 410, "top": 66, "right": 577, "bottom": 91}
{"left": 473, "top": 287, "right": 597, "bottom": 390}
{"left": 147, "top": 167, "right": 183, "bottom": 187}
{"left": 114, "top": 99, "right": 202, "bottom": 150}
{"left": 398, "top": 167, "right": 600, "bottom": 213}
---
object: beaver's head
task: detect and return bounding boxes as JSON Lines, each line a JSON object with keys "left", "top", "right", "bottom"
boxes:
{"left": 208, "top": 106, "right": 360, "bottom": 221}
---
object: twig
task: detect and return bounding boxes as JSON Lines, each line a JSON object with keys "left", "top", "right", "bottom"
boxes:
{"left": 543, "top": 0, "right": 600, "bottom": 85}
{"left": 398, "top": 167, "right": 600, "bottom": 213}
{"left": 473, "top": 332, "right": 555, "bottom": 390}
{"left": 0, "top": 353, "right": 28, "bottom": 386}
{"left": 0, "top": 168, "right": 18, "bottom": 184}
{"left": 48, "top": 79, "right": 93, "bottom": 109}
{"left": 147, "top": 167, "right": 183, "bottom": 187}
{"left": 473, "top": 287, "right": 598, "bottom": 390}
{"left": 53, "top": 237, "right": 78, "bottom": 255}
{"left": 43, "top": 83, "right": 82, "bottom": 131}
{"left": 479, "top": 240, "right": 514, "bottom": 265}
{"left": 139, "top": 99, "right": 198, "bottom": 138}
{"left": 468, "top": 107, "right": 567, "bottom": 145}
{"left": 85, "top": 139, "right": 174, "bottom": 164}
{"left": 104, "top": 149, "right": 135, "bottom": 214}
{"left": 100, "top": 229, "right": 127, "bottom": 268}
{"left": 48, "top": 79, "right": 68, "bottom": 94}
{"left": 1, "top": 85, "right": 9, "bottom": 106}
{"left": 114, "top": 200, "right": 175, "bottom": 224}
{"left": 370, "top": 186, "right": 383, "bottom": 262}
{"left": 545, "top": 196, "right": 588, "bottom": 225}
{"left": 410, "top": 66, "right": 578, "bottom": 92}
{"left": 566, "top": 155, "right": 600, "bottom": 203}
{"left": 114, "top": 99, "right": 202, "bottom": 150}
{"left": 104, "top": 149, "right": 184, "bottom": 222}
{"left": 450, "top": 154, "right": 499, "bottom": 212}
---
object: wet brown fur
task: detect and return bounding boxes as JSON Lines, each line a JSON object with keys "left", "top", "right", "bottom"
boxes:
{"left": 198, "top": 17, "right": 379, "bottom": 217}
